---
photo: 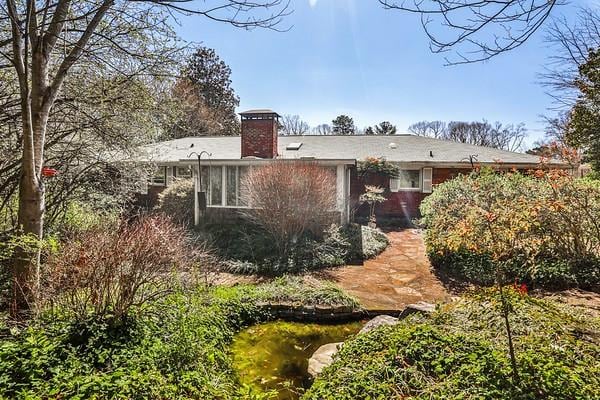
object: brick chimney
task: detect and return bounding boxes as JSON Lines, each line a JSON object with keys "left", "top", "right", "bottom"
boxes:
{"left": 239, "top": 109, "right": 280, "bottom": 158}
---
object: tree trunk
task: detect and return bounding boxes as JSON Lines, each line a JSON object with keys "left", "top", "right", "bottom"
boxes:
{"left": 11, "top": 174, "right": 44, "bottom": 314}
{"left": 11, "top": 120, "right": 46, "bottom": 316}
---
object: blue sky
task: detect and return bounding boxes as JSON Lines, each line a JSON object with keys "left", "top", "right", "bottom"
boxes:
{"left": 176, "top": 0, "right": 583, "bottom": 148}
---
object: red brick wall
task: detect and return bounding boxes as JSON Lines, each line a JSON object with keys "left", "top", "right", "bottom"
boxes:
{"left": 241, "top": 119, "right": 278, "bottom": 158}
{"left": 350, "top": 167, "right": 473, "bottom": 220}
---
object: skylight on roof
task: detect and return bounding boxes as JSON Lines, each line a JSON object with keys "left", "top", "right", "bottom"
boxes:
{"left": 286, "top": 142, "right": 303, "bottom": 150}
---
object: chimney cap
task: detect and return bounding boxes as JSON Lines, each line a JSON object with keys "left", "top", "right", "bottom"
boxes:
{"left": 239, "top": 109, "right": 280, "bottom": 117}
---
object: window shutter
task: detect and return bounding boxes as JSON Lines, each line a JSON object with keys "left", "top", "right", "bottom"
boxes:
{"left": 390, "top": 177, "right": 399, "bottom": 192}
{"left": 422, "top": 167, "right": 433, "bottom": 193}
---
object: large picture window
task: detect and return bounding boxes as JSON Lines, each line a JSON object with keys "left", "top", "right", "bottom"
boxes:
{"left": 203, "top": 165, "right": 249, "bottom": 207}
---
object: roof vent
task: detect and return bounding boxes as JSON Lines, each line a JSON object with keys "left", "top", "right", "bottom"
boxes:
{"left": 286, "top": 142, "right": 303, "bottom": 150}
{"left": 389, "top": 142, "right": 398, "bottom": 149}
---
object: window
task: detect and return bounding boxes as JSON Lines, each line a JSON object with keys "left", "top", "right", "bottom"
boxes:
{"left": 203, "top": 165, "right": 249, "bottom": 207}
{"left": 200, "top": 166, "right": 210, "bottom": 193}
{"left": 210, "top": 166, "right": 222, "bottom": 206}
{"left": 149, "top": 166, "right": 166, "bottom": 186}
{"left": 238, "top": 166, "right": 249, "bottom": 206}
{"left": 226, "top": 166, "right": 237, "bottom": 206}
{"left": 175, "top": 166, "right": 192, "bottom": 178}
{"left": 391, "top": 169, "right": 421, "bottom": 191}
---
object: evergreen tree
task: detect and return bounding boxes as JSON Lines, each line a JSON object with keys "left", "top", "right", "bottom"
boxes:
{"left": 568, "top": 49, "right": 600, "bottom": 170}
{"left": 173, "top": 46, "right": 240, "bottom": 137}
{"left": 332, "top": 115, "right": 356, "bottom": 135}
{"left": 375, "top": 121, "right": 397, "bottom": 135}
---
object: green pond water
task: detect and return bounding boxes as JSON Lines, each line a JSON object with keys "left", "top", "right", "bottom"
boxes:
{"left": 231, "top": 321, "right": 363, "bottom": 399}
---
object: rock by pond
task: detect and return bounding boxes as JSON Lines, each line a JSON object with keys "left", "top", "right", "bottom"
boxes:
{"left": 231, "top": 320, "right": 362, "bottom": 400}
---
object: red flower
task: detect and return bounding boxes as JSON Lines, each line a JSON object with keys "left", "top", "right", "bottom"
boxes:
{"left": 512, "top": 281, "right": 528, "bottom": 295}
{"left": 41, "top": 167, "right": 58, "bottom": 177}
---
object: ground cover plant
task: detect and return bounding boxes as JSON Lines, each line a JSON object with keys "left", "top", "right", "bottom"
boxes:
{"left": 0, "top": 277, "right": 358, "bottom": 400}
{"left": 203, "top": 221, "right": 388, "bottom": 274}
{"left": 304, "top": 288, "right": 600, "bottom": 400}
{"left": 420, "top": 169, "right": 600, "bottom": 290}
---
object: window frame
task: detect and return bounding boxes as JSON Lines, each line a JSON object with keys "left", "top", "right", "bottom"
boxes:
{"left": 204, "top": 165, "right": 250, "bottom": 208}
{"left": 175, "top": 166, "right": 192, "bottom": 179}
{"left": 149, "top": 166, "right": 167, "bottom": 186}
{"left": 390, "top": 169, "right": 422, "bottom": 192}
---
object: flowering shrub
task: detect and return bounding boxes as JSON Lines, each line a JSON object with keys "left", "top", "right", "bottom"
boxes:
{"left": 420, "top": 169, "right": 600, "bottom": 289}
{"left": 356, "top": 157, "right": 399, "bottom": 178}
{"left": 359, "top": 185, "right": 386, "bottom": 226}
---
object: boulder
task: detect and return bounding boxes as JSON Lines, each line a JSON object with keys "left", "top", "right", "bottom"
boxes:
{"left": 400, "top": 301, "right": 436, "bottom": 317}
{"left": 358, "top": 315, "right": 400, "bottom": 334}
{"left": 307, "top": 342, "right": 343, "bottom": 377}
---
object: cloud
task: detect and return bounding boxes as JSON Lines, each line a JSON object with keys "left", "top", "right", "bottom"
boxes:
{"left": 308, "top": 0, "right": 318, "bottom": 8}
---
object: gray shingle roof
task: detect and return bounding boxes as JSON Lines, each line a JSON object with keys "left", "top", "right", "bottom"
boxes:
{"left": 136, "top": 134, "right": 560, "bottom": 166}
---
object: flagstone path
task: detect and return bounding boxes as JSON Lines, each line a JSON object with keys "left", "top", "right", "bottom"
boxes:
{"left": 316, "top": 229, "right": 452, "bottom": 311}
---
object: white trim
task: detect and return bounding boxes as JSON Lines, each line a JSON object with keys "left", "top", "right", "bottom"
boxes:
{"left": 422, "top": 167, "right": 433, "bottom": 194}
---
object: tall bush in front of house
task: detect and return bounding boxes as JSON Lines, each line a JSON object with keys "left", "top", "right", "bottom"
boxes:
{"left": 240, "top": 161, "right": 337, "bottom": 260}
{"left": 42, "top": 215, "right": 212, "bottom": 320}
{"left": 156, "top": 178, "right": 195, "bottom": 225}
{"left": 420, "top": 169, "right": 600, "bottom": 289}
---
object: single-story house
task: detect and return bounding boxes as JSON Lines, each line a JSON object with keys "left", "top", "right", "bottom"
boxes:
{"left": 136, "top": 109, "right": 569, "bottom": 224}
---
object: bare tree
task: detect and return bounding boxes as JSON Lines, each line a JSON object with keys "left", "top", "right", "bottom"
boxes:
{"left": 1, "top": 0, "right": 289, "bottom": 313}
{"left": 312, "top": 123, "right": 332, "bottom": 135}
{"left": 408, "top": 120, "right": 446, "bottom": 138}
{"left": 379, "top": 0, "right": 561, "bottom": 64}
{"left": 280, "top": 114, "right": 310, "bottom": 135}
{"left": 447, "top": 121, "right": 527, "bottom": 151}
{"left": 409, "top": 119, "right": 526, "bottom": 151}
{"left": 540, "top": 8, "right": 600, "bottom": 109}
{"left": 240, "top": 161, "right": 336, "bottom": 259}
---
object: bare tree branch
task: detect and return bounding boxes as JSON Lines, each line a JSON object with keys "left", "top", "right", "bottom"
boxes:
{"left": 379, "top": 0, "right": 561, "bottom": 64}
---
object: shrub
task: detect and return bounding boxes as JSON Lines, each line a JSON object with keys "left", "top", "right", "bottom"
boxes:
{"left": 356, "top": 157, "right": 399, "bottom": 178}
{"left": 304, "top": 289, "right": 600, "bottom": 400}
{"left": 420, "top": 170, "right": 600, "bottom": 289}
{"left": 0, "top": 279, "right": 357, "bottom": 399}
{"left": 42, "top": 215, "right": 206, "bottom": 320}
{"left": 0, "top": 287, "right": 262, "bottom": 399}
{"left": 240, "top": 161, "right": 337, "bottom": 259}
{"left": 156, "top": 178, "right": 195, "bottom": 226}
{"left": 211, "top": 222, "right": 388, "bottom": 275}
{"left": 253, "top": 275, "right": 360, "bottom": 308}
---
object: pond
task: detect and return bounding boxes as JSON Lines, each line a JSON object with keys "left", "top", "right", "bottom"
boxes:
{"left": 231, "top": 320, "right": 363, "bottom": 399}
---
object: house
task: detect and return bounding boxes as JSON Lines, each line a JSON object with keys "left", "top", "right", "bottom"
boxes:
{"left": 136, "top": 109, "right": 569, "bottom": 224}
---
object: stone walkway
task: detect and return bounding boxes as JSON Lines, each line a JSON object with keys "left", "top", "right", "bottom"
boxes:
{"left": 315, "top": 229, "right": 451, "bottom": 311}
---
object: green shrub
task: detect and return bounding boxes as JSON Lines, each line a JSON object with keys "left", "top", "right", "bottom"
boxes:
{"left": 156, "top": 178, "right": 195, "bottom": 226}
{"left": 304, "top": 290, "right": 600, "bottom": 400}
{"left": 253, "top": 276, "right": 360, "bottom": 309}
{"left": 206, "top": 222, "right": 388, "bottom": 275}
{"left": 0, "top": 275, "right": 355, "bottom": 399}
{"left": 420, "top": 170, "right": 600, "bottom": 289}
